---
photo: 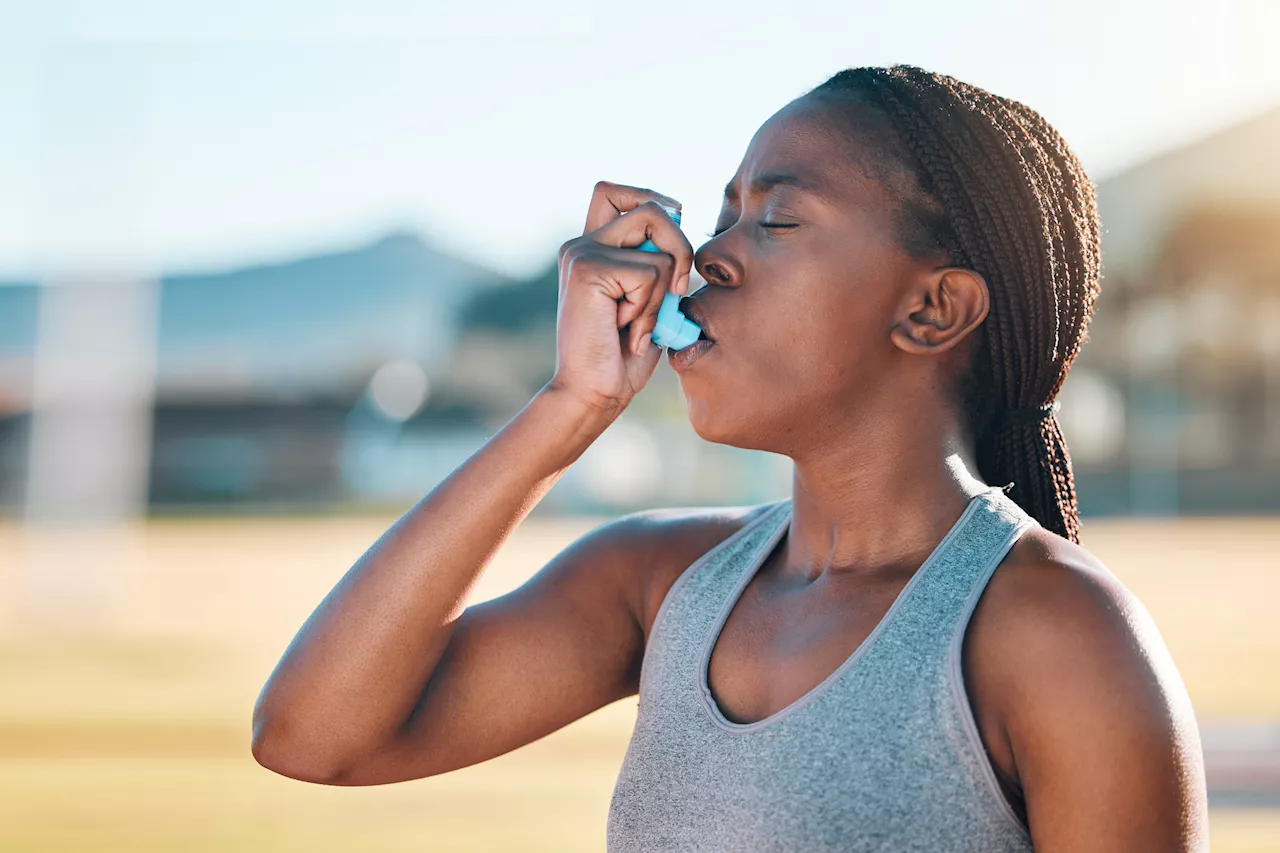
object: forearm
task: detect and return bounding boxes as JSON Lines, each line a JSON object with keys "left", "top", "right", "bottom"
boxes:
{"left": 251, "top": 384, "right": 616, "bottom": 776}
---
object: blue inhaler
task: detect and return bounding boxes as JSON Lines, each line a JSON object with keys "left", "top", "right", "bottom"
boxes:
{"left": 633, "top": 204, "right": 702, "bottom": 351}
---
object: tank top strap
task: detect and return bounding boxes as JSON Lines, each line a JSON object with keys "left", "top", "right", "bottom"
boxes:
{"left": 636, "top": 499, "right": 792, "bottom": 700}
{"left": 861, "top": 485, "right": 1039, "bottom": 673}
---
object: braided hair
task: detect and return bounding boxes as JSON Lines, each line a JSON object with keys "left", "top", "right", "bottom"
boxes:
{"left": 807, "top": 65, "right": 1101, "bottom": 543}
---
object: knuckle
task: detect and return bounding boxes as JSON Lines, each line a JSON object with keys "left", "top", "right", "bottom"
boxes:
{"left": 593, "top": 179, "right": 616, "bottom": 195}
{"left": 568, "top": 251, "right": 606, "bottom": 282}
{"left": 562, "top": 251, "right": 583, "bottom": 279}
{"left": 558, "top": 237, "right": 581, "bottom": 264}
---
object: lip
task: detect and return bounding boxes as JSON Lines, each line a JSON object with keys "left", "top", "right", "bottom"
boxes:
{"left": 667, "top": 338, "right": 716, "bottom": 372}
{"left": 678, "top": 298, "right": 716, "bottom": 343}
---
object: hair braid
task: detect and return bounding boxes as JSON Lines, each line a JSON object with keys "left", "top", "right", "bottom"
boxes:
{"left": 808, "top": 65, "right": 1102, "bottom": 543}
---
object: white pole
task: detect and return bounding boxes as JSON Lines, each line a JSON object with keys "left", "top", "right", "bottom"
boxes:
{"left": 12, "top": 45, "right": 157, "bottom": 635}
{"left": 16, "top": 274, "right": 158, "bottom": 633}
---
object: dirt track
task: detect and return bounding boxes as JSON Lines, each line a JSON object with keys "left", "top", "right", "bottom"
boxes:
{"left": 1, "top": 514, "right": 1277, "bottom": 850}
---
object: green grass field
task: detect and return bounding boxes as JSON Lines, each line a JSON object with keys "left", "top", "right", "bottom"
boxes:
{"left": 1, "top": 513, "right": 1277, "bottom": 851}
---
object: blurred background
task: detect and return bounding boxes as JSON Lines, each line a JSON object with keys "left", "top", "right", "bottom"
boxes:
{"left": 2, "top": 1, "right": 1279, "bottom": 850}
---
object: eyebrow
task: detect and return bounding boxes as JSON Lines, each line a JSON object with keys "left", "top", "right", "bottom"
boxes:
{"left": 722, "top": 171, "right": 827, "bottom": 201}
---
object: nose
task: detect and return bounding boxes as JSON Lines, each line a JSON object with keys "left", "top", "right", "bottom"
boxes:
{"left": 694, "top": 242, "right": 737, "bottom": 287}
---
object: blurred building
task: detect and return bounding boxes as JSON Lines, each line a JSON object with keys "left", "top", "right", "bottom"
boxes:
{"left": 1064, "top": 106, "right": 1280, "bottom": 514}
{"left": 0, "top": 232, "right": 515, "bottom": 513}
{"left": 2, "top": 108, "right": 1279, "bottom": 517}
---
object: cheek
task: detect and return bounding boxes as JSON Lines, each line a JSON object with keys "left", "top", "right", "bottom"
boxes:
{"left": 738, "top": 307, "right": 869, "bottom": 411}
{"left": 734, "top": 234, "right": 900, "bottom": 390}
{"left": 747, "top": 302, "right": 894, "bottom": 431}
{"left": 771, "top": 287, "right": 887, "bottom": 373}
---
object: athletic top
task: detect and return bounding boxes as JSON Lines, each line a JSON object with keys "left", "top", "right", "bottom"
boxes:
{"left": 607, "top": 485, "right": 1037, "bottom": 852}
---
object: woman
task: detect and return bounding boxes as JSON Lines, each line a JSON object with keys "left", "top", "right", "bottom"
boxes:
{"left": 252, "top": 65, "right": 1208, "bottom": 850}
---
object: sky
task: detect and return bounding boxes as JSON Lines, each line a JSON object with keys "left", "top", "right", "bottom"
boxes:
{"left": 2, "top": 0, "right": 1280, "bottom": 281}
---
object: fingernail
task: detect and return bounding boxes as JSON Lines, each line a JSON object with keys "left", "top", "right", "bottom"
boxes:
{"left": 678, "top": 273, "right": 690, "bottom": 295}
{"left": 640, "top": 336, "right": 650, "bottom": 356}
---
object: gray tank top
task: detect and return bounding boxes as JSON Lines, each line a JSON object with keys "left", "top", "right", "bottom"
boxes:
{"left": 607, "top": 486, "right": 1037, "bottom": 852}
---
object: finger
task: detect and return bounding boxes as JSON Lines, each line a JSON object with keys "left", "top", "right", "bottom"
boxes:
{"left": 629, "top": 322, "right": 666, "bottom": 363}
{"left": 571, "top": 244, "right": 665, "bottom": 331}
{"left": 583, "top": 180, "right": 681, "bottom": 235}
{"left": 613, "top": 252, "right": 671, "bottom": 341}
{"left": 599, "top": 229, "right": 674, "bottom": 358}
{"left": 630, "top": 261, "right": 674, "bottom": 356}
{"left": 590, "top": 201, "right": 693, "bottom": 295}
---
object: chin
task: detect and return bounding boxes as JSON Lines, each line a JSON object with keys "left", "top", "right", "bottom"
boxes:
{"left": 684, "top": 395, "right": 728, "bottom": 442}
{"left": 684, "top": 399, "right": 777, "bottom": 454}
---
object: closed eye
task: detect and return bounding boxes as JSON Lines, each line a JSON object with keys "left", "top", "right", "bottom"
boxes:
{"left": 706, "top": 223, "right": 799, "bottom": 238}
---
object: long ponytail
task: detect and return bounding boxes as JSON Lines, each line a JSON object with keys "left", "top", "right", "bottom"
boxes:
{"left": 809, "top": 65, "right": 1102, "bottom": 543}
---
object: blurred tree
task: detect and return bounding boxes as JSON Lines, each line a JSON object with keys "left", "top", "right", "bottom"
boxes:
{"left": 457, "top": 261, "right": 558, "bottom": 333}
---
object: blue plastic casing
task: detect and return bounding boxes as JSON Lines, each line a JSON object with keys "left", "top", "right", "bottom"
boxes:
{"left": 633, "top": 204, "right": 702, "bottom": 351}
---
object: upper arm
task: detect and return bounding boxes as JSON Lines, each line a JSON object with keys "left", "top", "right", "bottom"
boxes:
{"left": 996, "top": 546, "right": 1209, "bottom": 851}
{"left": 329, "top": 509, "right": 667, "bottom": 786}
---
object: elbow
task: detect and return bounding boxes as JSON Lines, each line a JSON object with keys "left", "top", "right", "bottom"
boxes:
{"left": 250, "top": 711, "right": 347, "bottom": 784}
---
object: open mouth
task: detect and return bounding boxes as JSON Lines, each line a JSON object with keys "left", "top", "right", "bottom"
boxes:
{"left": 667, "top": 336, "right": 716, "bottom": 370}
{"left": 678, "top": 296, "right": 715, "bottom": 343}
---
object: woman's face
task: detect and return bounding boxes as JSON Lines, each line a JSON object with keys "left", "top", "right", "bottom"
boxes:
{"left": 680, "top": 92, "right": 943, "bottom": 454}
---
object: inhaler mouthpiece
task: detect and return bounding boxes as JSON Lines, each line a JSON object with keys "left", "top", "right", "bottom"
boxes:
{"left": 633, "top": 204, "right": 703, "bottom": 351}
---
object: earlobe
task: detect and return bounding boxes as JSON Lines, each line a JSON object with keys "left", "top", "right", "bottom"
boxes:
{"left": 889, "top": 267, "right": 989, "bottom": 356}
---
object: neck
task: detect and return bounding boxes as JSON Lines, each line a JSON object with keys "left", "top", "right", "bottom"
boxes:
{"left": 783, "top": 407, "right": 988, "bottom": 581}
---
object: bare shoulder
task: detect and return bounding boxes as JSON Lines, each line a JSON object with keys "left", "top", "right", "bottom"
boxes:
{"left": 966, "top": 525, "right": 1209, "bottom": 850}
{"left": 606, "top": 502, "right": 779, "bottom": 642}
{"left": 973, "top": 527, "right": 1195, "bottom": 721}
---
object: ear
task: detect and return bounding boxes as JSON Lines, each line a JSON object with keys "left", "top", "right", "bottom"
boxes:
{"left": 888, "top": 266, "right": 989, "bottom": 356}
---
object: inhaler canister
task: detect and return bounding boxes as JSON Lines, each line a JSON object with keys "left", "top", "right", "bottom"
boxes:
{"left": 633, "top": 204, "right": 702, "bottom": 351}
